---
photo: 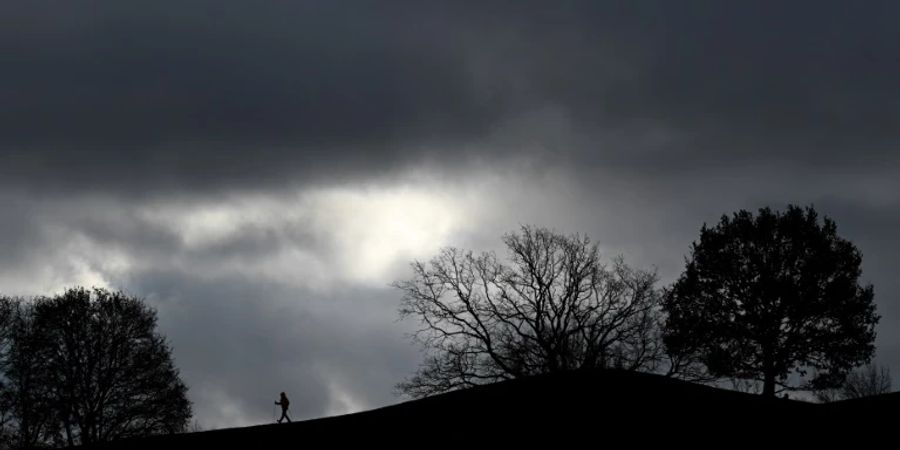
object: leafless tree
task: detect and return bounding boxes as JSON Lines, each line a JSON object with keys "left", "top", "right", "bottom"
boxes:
{"left": 394, "top": 226, "right": 663, "bottom": 397}
{"left": 814, "top": 363, "right": 892, "bottom": 402}
{"left": 842, "top": 364, "right": 892, "bottom": 399}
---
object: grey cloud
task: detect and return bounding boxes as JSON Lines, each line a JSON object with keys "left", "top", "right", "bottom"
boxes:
{"left": 1, "top": 1, "right": 498, "bottom": 194}
{"left": 4, "top": 1, "right": 900, "bottom": 196}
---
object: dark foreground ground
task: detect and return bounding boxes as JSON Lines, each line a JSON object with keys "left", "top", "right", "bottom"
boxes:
{"left": 85, "top": 369, "right": 896, "bottom": 448}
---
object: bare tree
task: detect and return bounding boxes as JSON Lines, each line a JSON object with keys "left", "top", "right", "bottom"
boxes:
{"left": 814, "top": 363, "right": 892, "bottom": 402}
{"left": 394, "top": 226, "right": 662, "bottom": 397}
{"left": 842, "top": 364, "right": 892, "bottom": 399}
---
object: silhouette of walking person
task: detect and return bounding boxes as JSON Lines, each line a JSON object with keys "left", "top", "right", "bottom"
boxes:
{"left": 275, "top": 392, "right": 292, "bottom": 423}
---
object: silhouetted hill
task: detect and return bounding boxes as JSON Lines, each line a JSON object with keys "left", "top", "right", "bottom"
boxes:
{"left": 84, "top": 369, "right": 894, "bottom": 448}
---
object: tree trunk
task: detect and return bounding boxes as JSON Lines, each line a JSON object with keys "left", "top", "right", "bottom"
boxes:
{"left": 761, "top": 343, "right": 777, "bottom": 398}
{"left": 65, "top": 419, "right": 74, "bottom": 448}
{"left": 762, "top": 371, "right": 776, "bottom": 398}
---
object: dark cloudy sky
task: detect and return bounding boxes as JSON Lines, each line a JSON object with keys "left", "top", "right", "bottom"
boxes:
{"left": 2, "top": 1, "right": 899, "bottom": 428}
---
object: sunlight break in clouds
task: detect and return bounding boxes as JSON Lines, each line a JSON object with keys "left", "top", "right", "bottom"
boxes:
{"left": 134, "top": 182, "right": 476, "bottom": 290}
{"left": 306, "top": 185, "right": 467, "bottom": 286}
